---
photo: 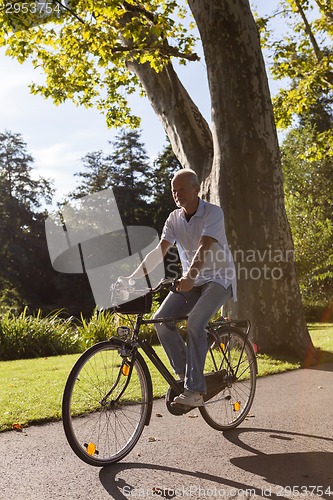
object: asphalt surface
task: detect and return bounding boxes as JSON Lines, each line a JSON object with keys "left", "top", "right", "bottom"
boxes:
{"left": 1, "top": 363, "right": 333, "bottom": 500}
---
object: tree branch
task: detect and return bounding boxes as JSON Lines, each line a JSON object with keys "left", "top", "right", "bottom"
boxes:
{"left": 126, "top": 58, "right": 213, "bottom": 180}
{"left": 112, "top": 42, "right": 199, "bottom": 61}
{"left": 122, "top": 1, "right": 156, "bottom": 24}
{"left": 313, "top": 0, "right": 333, "bottom": 21}
{"left": 161, "top": 40, "right": 199, "bottom": 61}
{"left": 115, "top": 9, "right": 211, "bottom": 178}
{"left": 294, "top": 0, "right": 322, "bottom": 61}
{"left": 120, "top": 1, "right": 199, "bottom": 62}
{"left": 53, "top": 0, "right": 85, "bottom": 24}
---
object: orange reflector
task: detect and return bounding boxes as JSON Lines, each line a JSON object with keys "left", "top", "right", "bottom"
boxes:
{"left": 219, "top": 343, "right": 225, "bottom": 352}
{"left": 233, "top": 401, "right": 241, "bottom": 412}
{"left": 86, "top": 442, "right": 96, "bottom": 456}
{"left": 122, "top": 363, "right": 130, "bottom": 376}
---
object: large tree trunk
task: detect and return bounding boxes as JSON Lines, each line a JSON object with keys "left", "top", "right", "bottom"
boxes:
{"left": 188, "top": 0, "right": 314, "bottom": 360}
{"left": 126, "top": 0, "right": 315, "bottom": 361}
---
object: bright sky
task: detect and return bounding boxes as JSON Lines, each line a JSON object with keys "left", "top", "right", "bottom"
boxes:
{"left": 0, "top": 1, "right": 281, "bottom": 204}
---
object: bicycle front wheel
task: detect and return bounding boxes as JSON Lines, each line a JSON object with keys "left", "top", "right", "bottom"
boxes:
{"left": 62, "top": 340, "right": 152, "bottom": 466}
{"left": 200, "top": 326, "right": 257, "bottom": 431}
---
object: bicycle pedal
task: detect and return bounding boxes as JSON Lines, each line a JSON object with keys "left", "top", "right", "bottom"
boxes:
{"left": 165, "top": 387, "right": 193, "bottom": 415}
{"left": 170, "top": 401, "right": 194, "bottom": 413}
{"left": 170, "top": 401, "right": 191, "bottom": 409}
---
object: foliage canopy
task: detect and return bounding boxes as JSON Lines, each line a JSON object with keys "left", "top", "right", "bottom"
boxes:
{"left": 282, "top": 123, "right": 333, "bottom": 309}
{"left": 257, "top": 0, "right": 333, "bottom": 159}
{"left": 0, "top": 0, "right": 197, "bottom": 127}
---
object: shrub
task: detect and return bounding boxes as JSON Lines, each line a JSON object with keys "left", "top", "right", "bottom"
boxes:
{"left": 77, "top": 309, "right": 117, "bottom": 348}
{"left": 0, "top": 308, "right": 82, "bottom": 361}
{"left": 0, "top": 283, "right": 23, "bottom": 315}
{"left": 78, "top": 301, "right": 161, "bottom": 348}
{"left": 303, "top": 300, "right": 333, "bottom": 322}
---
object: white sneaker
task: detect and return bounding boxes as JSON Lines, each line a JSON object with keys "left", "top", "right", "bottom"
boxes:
{"left": 172, "top": 389, "right": 204, "bottom": 407}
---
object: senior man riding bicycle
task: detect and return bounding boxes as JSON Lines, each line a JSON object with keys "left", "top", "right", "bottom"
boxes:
{"left": 125, "top": 169, "right": 237, "bottom": 408}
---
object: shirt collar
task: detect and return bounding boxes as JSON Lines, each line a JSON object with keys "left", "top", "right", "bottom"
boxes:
{"left": 180, "top": 198, "right": 205, "bottom": 220}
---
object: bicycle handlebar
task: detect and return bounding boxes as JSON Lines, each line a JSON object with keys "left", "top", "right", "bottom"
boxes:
{"left": 114, "top": 276, "right": 178, "bottom": 294}
{"left": 110, "top": 277, "right": 182, "bottom": 306}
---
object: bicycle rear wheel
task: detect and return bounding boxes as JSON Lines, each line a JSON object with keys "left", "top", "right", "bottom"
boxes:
{"left": 62, "top": 340, "right": 152, "bottom": 466}
{"left": 200, "top": 326, "right": 257, "bottom": 431}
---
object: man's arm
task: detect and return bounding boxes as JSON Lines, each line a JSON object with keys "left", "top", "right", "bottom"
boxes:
{"left": 177, "top": 235, "right": 216, "bottom": 292}
{"left": 128, "top": 239, "right": 172, "bottom": 280}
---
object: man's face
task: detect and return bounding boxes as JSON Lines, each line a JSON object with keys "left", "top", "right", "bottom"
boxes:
{"left": 171, "top": 175, "right": 200, "bottom": 211}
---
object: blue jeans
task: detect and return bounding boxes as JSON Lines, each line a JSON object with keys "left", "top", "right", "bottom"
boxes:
{"left": 153, "top": 282, "right": 232, "bottom": 393}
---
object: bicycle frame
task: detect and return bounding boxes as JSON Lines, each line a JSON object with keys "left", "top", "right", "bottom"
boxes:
{"left": 133, "top": 314, "right": 189, "bottom": 394}
{"left": 113, "top": 314, "right": 255, "bottom": 405}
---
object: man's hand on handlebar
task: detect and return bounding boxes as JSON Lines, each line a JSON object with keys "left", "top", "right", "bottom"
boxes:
{"left": 114, "top": 275, "right": 193, "bottom": 295}
{"left": 176, "top": 275, "right": 195, "bottom": 293}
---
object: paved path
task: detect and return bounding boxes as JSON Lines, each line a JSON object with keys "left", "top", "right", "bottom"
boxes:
{"left": 1, "top": 364, "right": 333, "bottom": 500}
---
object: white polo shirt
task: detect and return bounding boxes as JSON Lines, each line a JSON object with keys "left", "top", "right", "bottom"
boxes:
{"left": 161, "top": 198, "right": 237, "bottom": 300}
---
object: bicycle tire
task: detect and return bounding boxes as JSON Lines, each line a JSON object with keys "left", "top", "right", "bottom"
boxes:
{"left": 200, "top": 326, "right": 257, "bottom": 431}
{"left": 62, "top": 340, "right": 152, "bottom": 466}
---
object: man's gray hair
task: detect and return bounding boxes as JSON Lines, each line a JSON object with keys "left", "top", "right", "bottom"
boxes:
{"left": 172, "top": 169, "right": 200, "bottom": 187}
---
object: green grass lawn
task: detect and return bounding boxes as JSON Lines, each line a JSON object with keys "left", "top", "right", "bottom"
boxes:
{"left": 308, "top": 323, "right": 333, "bottom": 353}
{"left": 1, "top": 324, "right": 332, "bottom": 433}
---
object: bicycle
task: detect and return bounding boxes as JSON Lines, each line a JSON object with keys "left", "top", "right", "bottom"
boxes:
{"left": 62, "top": 278, "right": 257, "bottom": 466}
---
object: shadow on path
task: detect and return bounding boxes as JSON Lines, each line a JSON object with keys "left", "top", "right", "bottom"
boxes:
{"left": 226, "top": 427, "right": 333, "bottom": 499}
{"left": 99, "top": 428, "right": 333, "bottom": 499}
